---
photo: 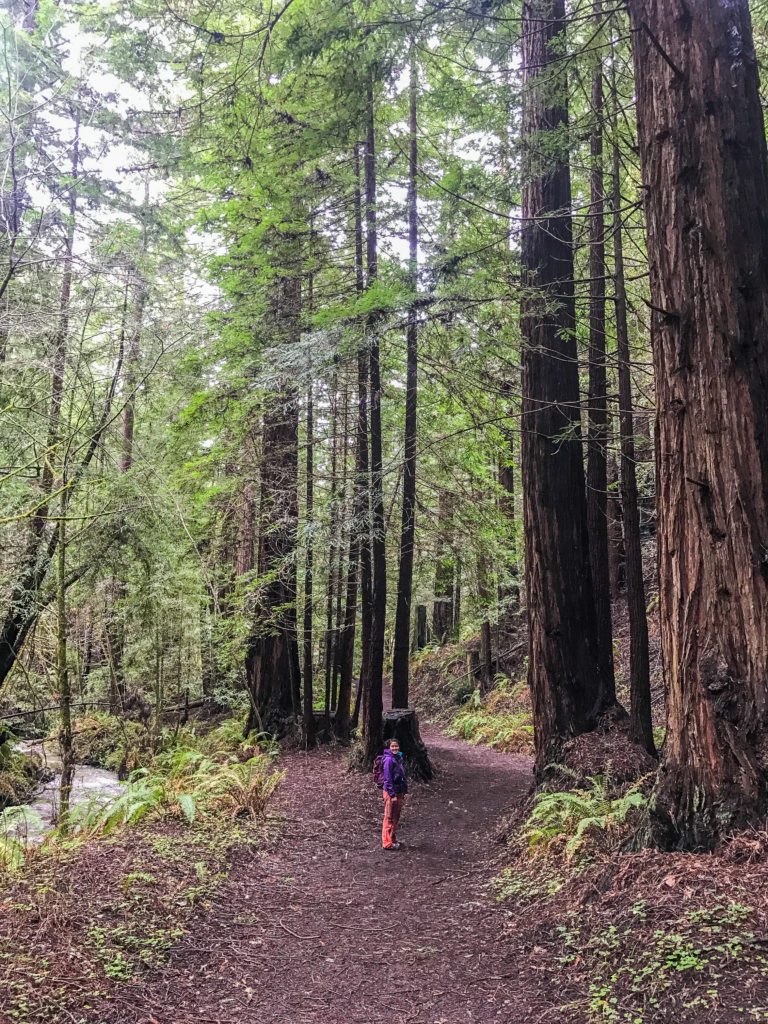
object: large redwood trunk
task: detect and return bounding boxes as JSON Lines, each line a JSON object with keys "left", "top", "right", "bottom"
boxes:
{"left": 609, "top": 57, "right": 654, "bottom": 758}
{"left": 630, "top": 0, "right": 768, "bottom": 848}
{"left": 362, "top": 76, "right": 385, "bottom": 763}
{"left": 520, "top": 0, "right": 615, "bottom": 775}
{"left": 391, "top": 53, "right": 419, "bottom": 710}
{"left": 335, "top": 148, "right": 368, "bottom": 742}
{"left": 245, "top": 277, "right": 302, "bottom": 737}
{"left": 585, "top": 3, "right": 616, "bottom": 701}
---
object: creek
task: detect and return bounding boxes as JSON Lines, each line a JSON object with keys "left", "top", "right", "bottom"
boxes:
{"left": 12, "top": 740, "right": 123, "bottom": 840}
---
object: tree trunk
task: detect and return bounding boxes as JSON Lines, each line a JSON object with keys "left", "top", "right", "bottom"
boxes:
{"left": 476, "top": 552, "right": 494, "bottom": 696}
{"left": 362, "top": 75, "right": 385, "bottom": 764}
{"left": 382, "top": 708, "right": 432, "bottom": 782}
{"left": 609, "top": 55, "right": 654, "bottom": 758}
{"left": 586, "top": 1, "right": 616, "bottom": 700}
{"left": 392, "top": 52, "right": 419, "bottom": 710}
{"left": 498, "top": 437, "right": 519, "bottom": 610}
{"left": 520, "top": 0, "right": 616, "bottom": 776}
{"left": 331, "top": 384, "right": 350, "bottom": 711}
{"left": 245, "top": 276, "right": 302, "bottom": 737}
{"left": 302, "top": 376, "right": 315, "bottom": 745}
{"left": 57, "top": 490, "right": 74, "bottom": 822}
{"left": 606, "top": 457, "right": 626, "bottom": 598}
{"left": 413, "top": 604, "right": 428, "bottom": 652}
{"left": 432, "top": 491, "right": 456, "bottom": 645}
{"left": 324, "top": 377, "right": 339, "bottom": 725}
{"left": 335, "top": 149, "right": 368, "bottom": 742}
{"left": 630, "top": 0, "right": 768, "bottom": 847}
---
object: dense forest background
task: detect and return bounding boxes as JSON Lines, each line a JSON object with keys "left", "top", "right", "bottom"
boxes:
{"left": 5, "top": 0, "right": 768, "bottom": 1021}
{"left": 0, "top": 0, "right": 654, "bottom": 743}
{"left": 3, "top": 0, "right": 768, "bottom": 846}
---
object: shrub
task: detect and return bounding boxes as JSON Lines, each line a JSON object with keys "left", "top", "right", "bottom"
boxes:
{"left": 70, "top": 713, "right": 152, "bottom": 776}
{"left": 524, "top": 774, "right": 648, "bottom": 861}
{"left": 65, "top": 748, "right": 282, "bottom": 837}
{"left": 0, "top": 738, "right": 44, "bottom": 810}
{"left": 449, "top": 688, "right": 534, "bottom": 754}
{"left": 0, "top": 806, "right": 45, "bottom": 870}
{"left": 199, "top": 718, "right": 279, "bottom": 761}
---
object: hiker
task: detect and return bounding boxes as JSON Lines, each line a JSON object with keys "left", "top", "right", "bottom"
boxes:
{"left": 379, "top": 738, "right": 408, "bottom": 850}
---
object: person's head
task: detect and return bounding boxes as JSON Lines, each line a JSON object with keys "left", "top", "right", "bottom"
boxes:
{"left": 385, "top": 738, "right": 401, "bottom": 756}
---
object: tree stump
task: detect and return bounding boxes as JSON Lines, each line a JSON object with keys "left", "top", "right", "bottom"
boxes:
{"left": 383, "top": 708, "right": 433, "bottom": 782}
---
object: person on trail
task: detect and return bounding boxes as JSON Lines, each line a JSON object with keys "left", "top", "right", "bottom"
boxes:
{"left": 380, "top": 738, "right": 408, "bottom": 850}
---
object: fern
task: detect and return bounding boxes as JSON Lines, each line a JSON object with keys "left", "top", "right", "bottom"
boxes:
{"left": 0, "top": 806, "right": 45, "bottom": 871}
{"left": 62, "top": 748, "right": 281, "bottom": 838}
{"left": 524, "top": 775, "right": 648, "bottom": 860}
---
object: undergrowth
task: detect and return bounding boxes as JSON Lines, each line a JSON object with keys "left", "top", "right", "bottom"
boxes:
{"left": 448, "top": 684, "right": 534, "bottom": 754}
{"left": 524, "top": 773, "right": 648, "bottom": 860}
{"left": 62, "top": 749, "right": 283, "bottom": 838}
{"left": 494, "top": 770, "right": 768, "bottom": 1022}
{"left": 0, "top": 714, "right": 282, "bottom": 874}
{"left": 0, "top": 729, "right": 44, "bottom": 811}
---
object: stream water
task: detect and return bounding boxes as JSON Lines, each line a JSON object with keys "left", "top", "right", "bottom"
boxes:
{"left": 12, "top": 740, "right": 123, "bottom": 840}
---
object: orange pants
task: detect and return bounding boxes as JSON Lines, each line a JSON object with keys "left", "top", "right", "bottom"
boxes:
{"left": 382, "top": 792, "right": 404, "bottom": 848}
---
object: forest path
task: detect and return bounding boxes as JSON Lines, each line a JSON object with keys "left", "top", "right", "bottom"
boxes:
{"left": 98, "top": 721, "right": 541, "bottom": 1024}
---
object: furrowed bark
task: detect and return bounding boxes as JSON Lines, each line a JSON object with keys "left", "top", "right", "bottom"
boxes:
{"left": 392, "top": 50, "right": 419, "bottom": 710}
{"left": 630, "top": 0, "right": 768, "bottom": 846}
{"left": 586, "top": 0, "right": 616, "bottom": 702}
{"left": 520, "top": 0, "right": 616, "bottom": 776}
{"left": 245, "top": 275, "right": 302, "bottom": 737}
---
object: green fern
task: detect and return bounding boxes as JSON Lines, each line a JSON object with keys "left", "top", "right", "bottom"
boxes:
{"left": 524, "top": 775, "right": 647, "bottom": 859}
{"left": 62, "top": 748, "right": 281, "bottom": 838}
{"left": 0, "top": 806, "right": 45, "bottom": 871}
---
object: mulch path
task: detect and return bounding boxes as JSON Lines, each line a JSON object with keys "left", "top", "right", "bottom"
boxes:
{"left": 90, "top": 725, "right": 548, "bottom": 1024}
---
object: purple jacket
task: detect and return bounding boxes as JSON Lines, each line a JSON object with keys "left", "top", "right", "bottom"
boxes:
{"left": 383, "top": 749, "right": 408, "bottom": 797}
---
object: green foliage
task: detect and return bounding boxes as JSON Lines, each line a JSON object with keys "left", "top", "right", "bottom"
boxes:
{"left": 70, "top": 713, "right": 152, "bottom": 776}
{"left": 0, "top": 807, "right": 45, "bottom": 871}
{"left": 581, "top": 902, "right": 765, "bottom": 1022}
{"left": 199, "top": 717, "right": 279, "bottom": 760}
{"left": 449, "top": 687, "right": 534, "bottom": 754}
{"left": 524, "top": 776, "right": 648, "bottom": 860}
{"left": 0, "top": 748, "right": 43, "bottom": 811}
{"left": 63, "top": 747, "right": 282, "bottom": 838}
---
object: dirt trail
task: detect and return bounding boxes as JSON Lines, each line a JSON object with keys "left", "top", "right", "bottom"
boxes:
{"left": 97, "top": 724, "right": 542, "bottom": 1024}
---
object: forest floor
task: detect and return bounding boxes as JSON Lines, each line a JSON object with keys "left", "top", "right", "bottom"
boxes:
{"left": 87, "top": 722, "right": 543, "bottom": 1024}
{"left": 5, "top": 709, "right": 768, "bottom": 1022}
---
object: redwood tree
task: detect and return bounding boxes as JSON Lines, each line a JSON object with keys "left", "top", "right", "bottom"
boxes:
{"left": 585, "top": 0, "right": 616, "bottom": 699}
{"left": 520, "top": 0, "right": 615, "bottom": 775}
{"left": 362, "top": 74, "right": 386, "bottom": 762}
{"left": 245, "top": 275, "right": 302, "bottom": 736}
{"left": 630, "top": 0, "right": 768, "bottom": 848}
{"left": 609, "top": 57, "right": 654, "bottom": 758}
{"left": 391, "top": 52, "right": 419, "bottom": 709}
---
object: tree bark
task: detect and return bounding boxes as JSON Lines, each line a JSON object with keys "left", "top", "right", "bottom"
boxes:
{"left": 609, "top": 55, "right": 654, "bottom": 758}
{"left": 335, "top": 148, "right": 368, "bottom": 742}
{"left": 302, "top": 375, "right": 315, "bottom": 745}
{"left": 586, "top": 1, "right": 616, "bottom": 700}
{"left": 362, "top": 75, "right": 385, "bottom": 763}
{"left": 432, "top": 491, "right": 456, "bottom": 645}
{"left": 413, "top": 604, "right": 428, "bottom": 652}
{"left": 57, "top": 489, "right": 74, "bottom": 822}
{"left": 520, "top": 0, "right": 616, "bottom": 776}
{"left": 324, "top": 376, "right": 339, "bottom": 725}
{"left": 392, "top": 51, "right": 419, "bottom": 710}
{"left": 245, "top": 276, "right": 302, "bottom": 737}
{"left": 630, "top": 0, "right": 768, "bottom": 846}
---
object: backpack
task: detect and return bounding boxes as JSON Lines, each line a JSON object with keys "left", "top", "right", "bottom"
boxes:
{"left": 373, "top": 754, "right": 386, "bottom": 789}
